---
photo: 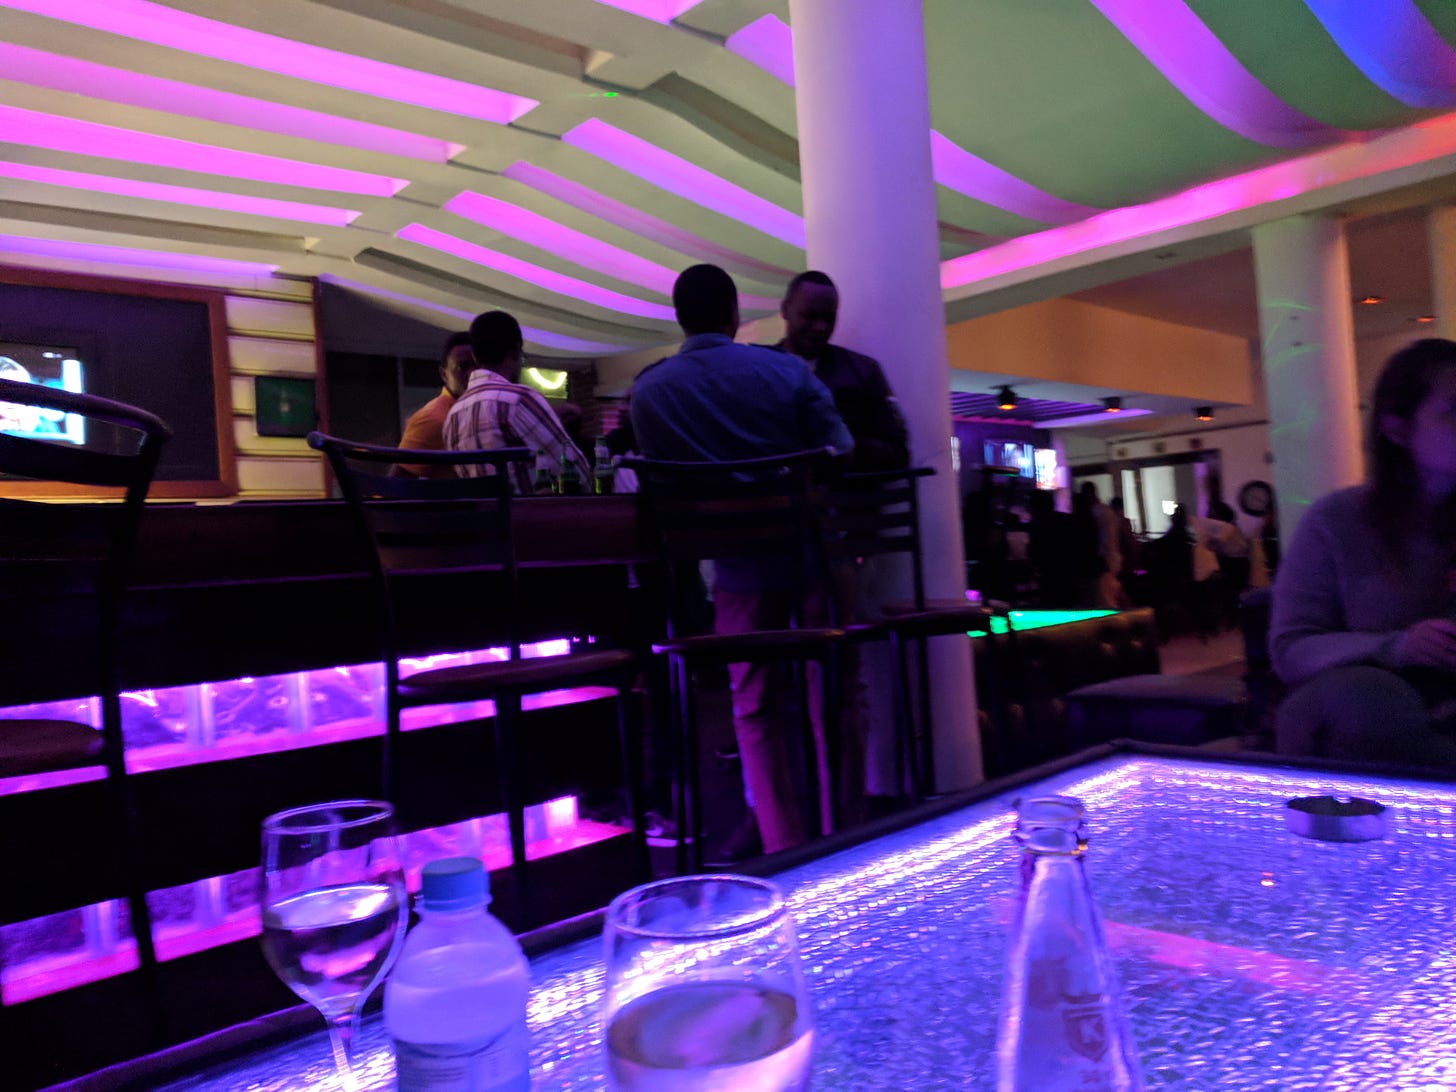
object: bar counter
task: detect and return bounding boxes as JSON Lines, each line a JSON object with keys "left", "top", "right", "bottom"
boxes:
{"left": 56, "top": 745, "right": 1456, "bottom": 1090}
{"left": 2, "top": 494, "right": 652, "bottom": 705}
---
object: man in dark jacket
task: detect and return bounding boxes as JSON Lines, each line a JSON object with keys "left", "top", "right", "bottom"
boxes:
{"left": 775, "top": 271, "right": 909, "bottom": 471}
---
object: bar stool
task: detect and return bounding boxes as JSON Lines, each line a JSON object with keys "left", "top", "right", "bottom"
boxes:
{"left": 308, "top": 434, "right": 650, "bottom": 918}
{"left": 816, "top": 468, "right": 1002, "bottom": 797}
{"left": 0, "top": 377, "right": 171, "bottom": 1032}
{"left": 624, "top": 449, "right": 846, "bottom": 872}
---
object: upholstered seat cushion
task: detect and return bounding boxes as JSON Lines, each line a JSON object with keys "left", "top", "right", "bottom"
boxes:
{"left": 1066, "top": 673, "right": 1248, "bottom": 748}
{"left": 398, "top": 648, "right": 634, "bottom": 705}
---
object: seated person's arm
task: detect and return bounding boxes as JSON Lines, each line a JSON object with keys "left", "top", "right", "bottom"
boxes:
{"left": 1269, "top": 510, "right": 1403, "bottom": 686}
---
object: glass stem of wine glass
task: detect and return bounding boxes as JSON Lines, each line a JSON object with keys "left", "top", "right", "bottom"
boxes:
{"left": 325, "top": 1010, "right": 360, "bottom": 1092}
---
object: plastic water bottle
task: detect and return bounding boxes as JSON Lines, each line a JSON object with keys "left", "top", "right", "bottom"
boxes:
{"left": 386, "top": 857, "right": 532, "bottom": 1091}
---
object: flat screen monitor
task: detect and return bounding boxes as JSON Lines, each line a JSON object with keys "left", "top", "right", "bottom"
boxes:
{"left": 0, "top": 342, "right": 86, "bottom": 445}
{"left": 984, "top": 439, "right": 1034, "bottom": 478}
{"left": 1034, "top": 447, "right": 1060, "bottom": 490}
{"left": 253, "top": 376, "right": 318, "bottom": 438}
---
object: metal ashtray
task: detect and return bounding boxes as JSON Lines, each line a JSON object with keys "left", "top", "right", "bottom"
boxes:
{"left": 1285, "top": 795, "right": 1388, "bottom": 842}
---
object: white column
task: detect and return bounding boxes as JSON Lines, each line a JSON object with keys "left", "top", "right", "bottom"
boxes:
{"left": 1428, "top": 205, "right": 1456, "bottom": 340}
{"left": 790, "top": 0, "right": 981, "bottom": 790}
{"left": 1251, "top": 214, "right": 1363, "bottom": 538}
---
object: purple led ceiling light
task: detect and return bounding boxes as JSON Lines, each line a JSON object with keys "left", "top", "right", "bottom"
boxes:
{"left": 0, "top": 43, "right": 462, "bottom": 163}
{"left": 1302, "top": 0, "right": 1456, "bottom": 109}
{"left": 0, "top": 234, "right": 279, "bottom": 276}
{"left": 0, "top": 105, "right": 405, "bottom": 196}
{"left": 501, "top": 162, "right": 794, "bottom": 284}
{"left": 0, "top": 163, "right": 359, "bottom": 227}
{"left": 444, "top": 190, "right": 780, "bottom": 310}
{"left": 1088, "top": 0, "right": 1352, "bottom": 147}
{"left": 397, "top": 223, "right": 676, "bottom": 323}
{"left": 562, "top": 118, "right": 806, "bottom": 248}
{"left": 725, "top": 14, "right": 797, "bottom": 87}
{"left": 2, "top": 0, "right": 537, "bottom": 125}
{"left": 589, "top": 0, "right": 703, "bottom": 23}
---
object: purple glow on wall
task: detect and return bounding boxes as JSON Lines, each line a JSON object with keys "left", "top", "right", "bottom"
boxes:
{"left": 445, "top": 191, "right": 677, "bottom": 292}
{"left": 397, "top": 223, "right": 676, "bottom": 323}
{"left": 941, "top": 112, "right": 1456, "bottom": 292}
{"left": 589, "top": 0, "right": 703, "bottom": 23}
{"left": 562, "top": 119, "right": 806, "bottom": 247}
{"left": 2, "top": 0, "right": 538, "bottom": 125}
{"left": 929, "top": 132, "right": 1102, "bottom": 225}
{"left": 725, "top": 14, "right": 796, "bottom": 86}
{"left": 0, "top": 234, "right": 279, "bottom": 275}
{"left": 0, "top": 43, "right": 463, "bottom": 162}
{"left": 320, "top": 274, "right": 637, "bottom": 355}
{"left": 0, "top": 162, "right": 360, "bottom": 226}
{"left": 0, "top": 105, "right": 406, "bottom": 196}
{"left": 1302, "top": 0, "right": 1456, "bottom": 109}
{"left": 501, "top": 162, "right": 795, "bottom": 283}
{"left": 1088, "top": 0, "right": 1349, "bottom": 147}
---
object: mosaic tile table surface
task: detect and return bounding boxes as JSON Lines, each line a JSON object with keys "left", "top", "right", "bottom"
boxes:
{"left": 156, "top": 755, "right": 1456, "bottom": 1090}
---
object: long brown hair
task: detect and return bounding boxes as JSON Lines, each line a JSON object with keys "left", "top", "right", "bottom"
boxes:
{"left": 1367, "top": 338, "right": 1456, "bottom": 555}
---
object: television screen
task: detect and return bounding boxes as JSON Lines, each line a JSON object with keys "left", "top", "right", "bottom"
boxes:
{"left": 0, "top": 341, "right": 86, "bottom": 445}
{"left": 983, "top": 439, "right": 1034, "bottom": 478}
{"left": 1034, "top": 447, "right": 1060, "bottom": 490}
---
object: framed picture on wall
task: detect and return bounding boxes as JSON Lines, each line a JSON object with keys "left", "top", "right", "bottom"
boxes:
{"left": 253, "top": 376, "right": 318, "bottom": 438}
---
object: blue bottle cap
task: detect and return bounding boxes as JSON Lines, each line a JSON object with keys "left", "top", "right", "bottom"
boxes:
{"left": 420, "top": 857, "right": 490, "bottom": 912}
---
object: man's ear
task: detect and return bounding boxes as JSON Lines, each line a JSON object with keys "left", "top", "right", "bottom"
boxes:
{"left": 1380, "top": 413, "right": 1409, "bottom": 447}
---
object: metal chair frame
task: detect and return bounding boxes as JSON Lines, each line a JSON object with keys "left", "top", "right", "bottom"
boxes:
{"left": 624, "top": 449, "right": 846, "bottom": 871}
{"left": 0, "top": 377, "right": 172, "bottom": 1032}
{"left": 308, "top": 433, "right": 650, "bottom": 915}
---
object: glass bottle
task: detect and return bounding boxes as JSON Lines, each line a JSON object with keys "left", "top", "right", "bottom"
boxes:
{"left": 592, "top": 437, "right": 615, "bottom": 495}
{"left": 996, "top": 818, "right": 1143, "bottom": 1092}
{"left": 557, "top": 449, "right": 585, "bottom": 496}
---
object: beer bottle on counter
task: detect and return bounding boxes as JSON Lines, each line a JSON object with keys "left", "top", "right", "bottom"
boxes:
{"left": 532, "top": 451, "right": 556, "bottom": 495}
{"left": 592, "top": 437, "right": 615, "bottom": 496}
{"left": 557, "top": 449, "right": 585, "bottom": 496}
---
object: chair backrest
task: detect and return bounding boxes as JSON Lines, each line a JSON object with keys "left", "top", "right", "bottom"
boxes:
{"left": 623, "top": 449, "right": 831, "bottom": 632}
{"left": 816, "top": 467, "right": 936, "bottom": 610}
{"left": 307, "top": 433, "right": 534, "bottom": 660}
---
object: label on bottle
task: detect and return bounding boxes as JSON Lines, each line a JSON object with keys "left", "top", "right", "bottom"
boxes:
{"left": 394, "top": 1019, "right": 530, "bottom": 1092}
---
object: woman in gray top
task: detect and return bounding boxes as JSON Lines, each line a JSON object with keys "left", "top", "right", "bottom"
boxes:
{"left": 1271, "top": 338, "right": 1456, "bottom": 767}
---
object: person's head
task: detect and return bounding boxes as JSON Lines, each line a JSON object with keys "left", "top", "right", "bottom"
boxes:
{"left": 439, "top": 331, "right": 475, "bottom": 397}
{"left": 1109, "top": 495, "right": 1125, "bottom": 514}
{"left": 470, "top": 310, "right": 525, "bottom": 383}
{"left": 673, "top": 264, "right": 739, "bottom": 338}
{"left": 1371, "top": 338, "right": 1456, "bottom": 505}
{"left": 1168, "top": 504, "right": 1188, "bottom": 532}
{"left": 1079, "top": 481, "right": 1100, "bottom": 504}
{"left": 781, "top": 271, "right": 838, "bottom": 360}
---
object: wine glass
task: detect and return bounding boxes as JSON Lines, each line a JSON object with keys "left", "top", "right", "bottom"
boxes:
{"left": 603, "top": 874, "right": 814, "bottom": 1091}
{"left": 260, "top": 800, "right": 408, "bottom": 1091}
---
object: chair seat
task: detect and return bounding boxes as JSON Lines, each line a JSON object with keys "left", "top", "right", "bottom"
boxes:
{"left": 1067, "top": 673, "right": 1248, "bottom": 708}
{"left": 882, "top": 605, "right": 993, "bottom": 641}
{"left": 0, "top": 718, "right": 105, "bottom": 778}
{"left": 399, "top": 648, "right": 635, "bottom": 704}
{"left": 653, "top": 627, "right": 845, "bottom": 664}
{"left": 1066, "top": 673, "right": 1248, "bottom": 748}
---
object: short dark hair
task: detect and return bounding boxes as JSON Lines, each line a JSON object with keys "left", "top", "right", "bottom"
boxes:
{"left": 441, "top": 330, "right": 472, "bottom": 365}
{"left": 673, "top": 264, "right": 738, "bottom": 334}
{"left": 470, "top": 310, "right": 523, "bottom": 368}
{"left": 784, "top": 270, "right": 835, "bottom": 302}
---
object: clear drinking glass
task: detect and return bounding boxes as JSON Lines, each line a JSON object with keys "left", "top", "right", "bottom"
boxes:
{"left": 260, "top": 800, "right": 409, "bottom": 1091}
{"left": 602, "top": 874, "right": 814, "bottom": 1091}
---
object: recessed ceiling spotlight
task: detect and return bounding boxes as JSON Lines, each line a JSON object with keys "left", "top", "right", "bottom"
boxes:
{"left": 1102, "top": 396, "right": 1123, "bottom": 413}
{"left": 1357, "top": 295, "right": 1386, "bottom": 305}
{"left": 1414, "top": 315, "right": 1436, "bottom": 324}
{"left": 1195, "top": 406, "right": 1214, "bottom": 422}
{"left": 995, "top": 385, "right": 1017, "bottom": 411}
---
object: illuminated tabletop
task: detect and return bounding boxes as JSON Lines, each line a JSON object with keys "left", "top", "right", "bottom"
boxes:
{"left": 140, "top": 752, "right": 1456, "bottom": 1090}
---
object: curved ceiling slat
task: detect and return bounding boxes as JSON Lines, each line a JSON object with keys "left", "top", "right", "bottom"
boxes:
{"left": 1088, "top": 0, "right": 1352, "bottom": 147}
{"left": 1302, "top": 0, "right": 1456, "bottom": 109}
{"left": 0, "top": 0, "right": 537, "bottom": 123}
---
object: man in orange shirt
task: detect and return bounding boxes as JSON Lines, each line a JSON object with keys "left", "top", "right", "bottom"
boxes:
{"left": 396, "top": 331, "right": 474, "bottom": 478}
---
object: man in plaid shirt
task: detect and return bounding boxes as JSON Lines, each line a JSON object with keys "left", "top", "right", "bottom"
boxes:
{"left": 443, "top": 310, "right": 591, "bottom": 493}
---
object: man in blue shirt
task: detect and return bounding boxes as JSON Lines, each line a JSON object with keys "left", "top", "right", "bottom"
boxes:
{"left": 632, "top": 264, "right": 855, "bottom": 856}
